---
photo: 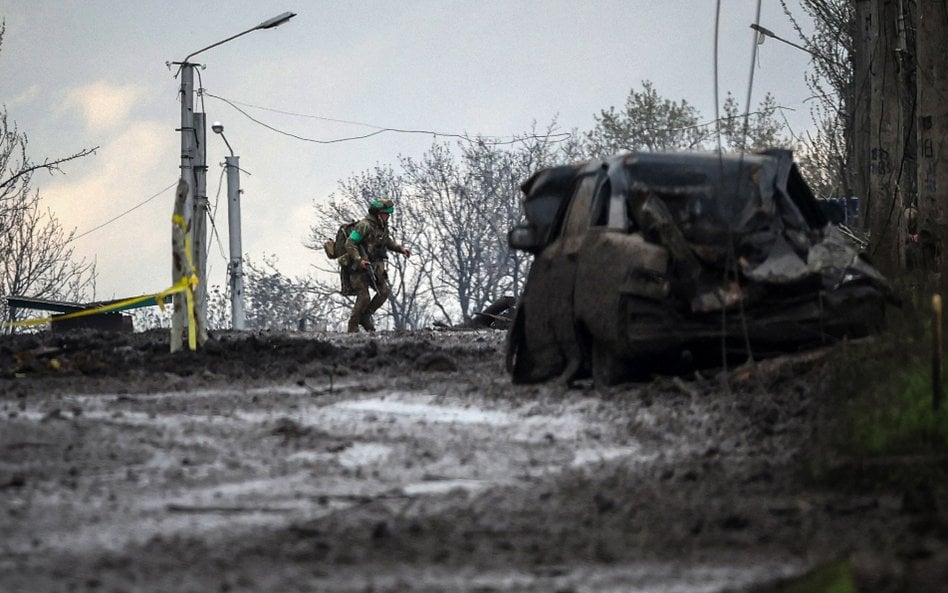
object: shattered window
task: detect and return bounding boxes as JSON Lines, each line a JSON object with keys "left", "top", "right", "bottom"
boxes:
{"left": 524, "top": 194, "right": 562, "bottom": 230}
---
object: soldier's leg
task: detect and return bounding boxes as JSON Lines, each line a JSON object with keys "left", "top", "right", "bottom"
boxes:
{"left": 367, "top": 283, "right": 391, "bottom": 314}
{"left": 348, "top": 274, "right": 371, "bottom": 333}
{"left": 362, "top": 273, "right": 391, "bottom": 330}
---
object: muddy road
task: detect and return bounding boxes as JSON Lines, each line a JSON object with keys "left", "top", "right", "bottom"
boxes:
{"left": 1, "top": 329, "right": 946, "bottom": 592}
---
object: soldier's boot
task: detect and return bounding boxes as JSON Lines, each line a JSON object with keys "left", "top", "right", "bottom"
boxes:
{"left": 347, "top": 318, "right": 360, "bottom": 333}
{"left": 360, "top": 314, "right": 375, "bottom": 332}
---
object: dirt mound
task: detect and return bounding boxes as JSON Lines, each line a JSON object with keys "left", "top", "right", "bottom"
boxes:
{"left": 0, "top": 328, "right": 500, "bottom": 394}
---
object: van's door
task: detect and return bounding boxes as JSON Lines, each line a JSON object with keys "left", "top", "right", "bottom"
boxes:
{"left": 510, "top": 170, "right": 601, "bottom": 382}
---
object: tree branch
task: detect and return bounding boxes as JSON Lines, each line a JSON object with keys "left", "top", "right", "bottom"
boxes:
{"left": 0, "top": 146, "right": 99, "bottom": 190}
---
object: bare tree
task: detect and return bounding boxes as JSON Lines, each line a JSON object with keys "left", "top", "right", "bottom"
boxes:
{"left": 240, "top": 255, "right": 334, "bottom": 331}
{"left": 719, "top": 92, "right": 793, "bottom": 152}
{"left": 458, "top": 142, "right": 522, "bottom": 302}
{"left": 778, "top": 1, "right": 857, "bottom": 199}
{"left": 1, "top": 23, "right": 98, "bottom": 329}
{"left": 585, "top": 80, "right": 792, "bottom": 158}
{"left": 585, "top": 81, "right": 712, "bottom": 156}
{"left": 460, "top": 121, "right": 573, "bottom": 300}
{"left": 400, "top": 143, "right": 478, "bottom": 323}
{"left": 795, "top": 97, "right": 850, "bottom": 199}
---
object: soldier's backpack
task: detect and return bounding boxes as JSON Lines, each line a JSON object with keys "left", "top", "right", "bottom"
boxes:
{"left": 324, "top": 221, "right": 359, "bottom": 296}
{"left": 323, "top": 221, "right": 357, "bottom": 261}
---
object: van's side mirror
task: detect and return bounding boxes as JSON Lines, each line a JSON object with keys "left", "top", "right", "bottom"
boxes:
{"left": 508, "top": 224, "right": 542, "bottom": 252}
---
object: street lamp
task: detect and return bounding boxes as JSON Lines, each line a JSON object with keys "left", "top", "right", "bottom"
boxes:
{"left": 211, "top": 121, "right": 246, "bottom": 331}
{"left": 169, "top": 11, "right": 295, "bottom": 351}
{"left": 750, "top": 23, "right": 843, "bottom": 68}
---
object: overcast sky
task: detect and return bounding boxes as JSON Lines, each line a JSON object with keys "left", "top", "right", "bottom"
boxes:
{"left": 0, "top": 1, "right": 815, "bottom": 302}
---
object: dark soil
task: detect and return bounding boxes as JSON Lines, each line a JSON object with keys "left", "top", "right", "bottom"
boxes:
{"left": 1, "top": 328, "right": 946, "bottom": 592}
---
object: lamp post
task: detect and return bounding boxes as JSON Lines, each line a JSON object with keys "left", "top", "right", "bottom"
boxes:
{"left": 749, "top": 23, "right": 843, "bottom": 68}
{"left": 169, "top": 11, "right": 295, "bottom": 351}
{"left": 211, "top": 121, "right": 246, "bottom": 331}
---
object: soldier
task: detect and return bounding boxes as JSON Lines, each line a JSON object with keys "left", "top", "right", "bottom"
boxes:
{"left": 343, "top": 199, "right": 411, "bottom": 333}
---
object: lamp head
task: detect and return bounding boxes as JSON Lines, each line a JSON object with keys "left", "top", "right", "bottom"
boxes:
{"left": 212, "top": 121, "right": 224, "bottom": 134}
{"left": 749, "top": 23, "right": 776, "bottom": 38}
{"left": 257, "top": 11, "right": 296, "bottom": 30}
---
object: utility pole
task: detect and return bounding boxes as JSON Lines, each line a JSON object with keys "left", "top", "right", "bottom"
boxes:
{"left": 225, "top": 153, "right": 245, "bottom": 329}
{"left": 193, "top": 112, "right": 210, "bottom": 344}
{"left": 867, "top": 0, "right": 905, "bottom": 276}
{"left": 171, "top": 61, "right": 202, "bottom": 352}
{"left": 212, "top": 121, "right": 246, "bottom": 330}
{"left": 169, "top": 11, "right": 296, "bottom": 350}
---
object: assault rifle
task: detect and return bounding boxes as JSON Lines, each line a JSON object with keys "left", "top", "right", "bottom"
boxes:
{"left": 357, "top": 244, "right": 379, "bottom": 291}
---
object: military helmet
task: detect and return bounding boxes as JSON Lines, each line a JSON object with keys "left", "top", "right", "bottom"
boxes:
{"left": 369, "top": 199, "right": 395, "bottom": 215}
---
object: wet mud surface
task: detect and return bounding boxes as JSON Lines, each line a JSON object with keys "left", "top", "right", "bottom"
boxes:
{"left": 1, "top": 329, "right": 946, "bottom": 592}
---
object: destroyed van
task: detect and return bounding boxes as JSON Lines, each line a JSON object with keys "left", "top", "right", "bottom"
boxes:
{"left": 505, "top": 149, "right": 893, "bottom": 385}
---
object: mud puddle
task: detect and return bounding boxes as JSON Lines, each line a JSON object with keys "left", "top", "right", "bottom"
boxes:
{"left": 3, "top": 386, "right": 663, "bottom": 559}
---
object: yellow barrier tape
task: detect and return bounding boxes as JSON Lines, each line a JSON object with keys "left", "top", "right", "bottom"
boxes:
{"left": 5, "top": 214, "right": 201, "bottom": 350}
{"left": 173, "top": 213, "right": 199, "bottom": 351}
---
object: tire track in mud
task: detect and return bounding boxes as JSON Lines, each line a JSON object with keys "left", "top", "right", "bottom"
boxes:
{"left": 3, "top": 383, "right": 656, "bottom": 557}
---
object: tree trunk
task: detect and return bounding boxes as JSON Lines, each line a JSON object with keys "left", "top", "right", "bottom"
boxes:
{"left": 898, "top": 0, "right": 917, "bottom": 271}
{"left": 915, "top": 0, "right": 948, "bottom": 288}
{"left": 867, "top": 0, "right": 905, "bottom": 276}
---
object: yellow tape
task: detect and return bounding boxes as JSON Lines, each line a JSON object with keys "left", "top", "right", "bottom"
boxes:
{"left": 175, "top": 213, "right": 199, "bottom": 351}
{"left": 5, "top": 214, "right": 201, "bottom": 350}
{"left": 5, "top": 278, "right": 193, "bottom": 326}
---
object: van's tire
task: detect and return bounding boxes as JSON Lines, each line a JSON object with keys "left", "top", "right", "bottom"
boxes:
{"left": 591, "top": 339, "right": 626, "bottom": 387}
{"left": 506, "top": 303, "right": 534, "bottom": 383}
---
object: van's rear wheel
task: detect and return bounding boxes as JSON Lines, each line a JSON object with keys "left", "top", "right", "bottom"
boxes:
{"left": 591, "top": 340, "right": 625, "bottom": 387}
{"left": 507, "top": 303, "right": 535, "bottom": 383}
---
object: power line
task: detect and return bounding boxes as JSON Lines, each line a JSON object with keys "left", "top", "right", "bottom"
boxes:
{"left": 211, "top": 97, "right": 396, "bottom": 130}
{"left": 208, "top": 165, "right": 229, "bottom": 262}
{"left": 207, "top": 90, "right": 798, "bottom": 147}
{"left": 203, "top": 91, "right": 573, "bottom": 147}
{"left": 69, "top": 181, "right": 178, "bottom": 243}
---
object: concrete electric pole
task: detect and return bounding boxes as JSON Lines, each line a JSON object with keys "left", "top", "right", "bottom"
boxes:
{"left": 212, "top": 121, "right": 246, "bottom": 330}
{"left": 170, "top": 11, "right": 295, "bottom": 350}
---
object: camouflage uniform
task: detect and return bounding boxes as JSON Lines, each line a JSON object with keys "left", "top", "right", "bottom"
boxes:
{"left": 344, "top": 199, "right": 409, "bottom": 333}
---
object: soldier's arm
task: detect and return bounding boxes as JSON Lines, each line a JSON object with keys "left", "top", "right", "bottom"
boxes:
{"left": 385, "top": 236, "right": 410, "bottom": 256}
{"left": 385, "top": 237, "right": 402, "bottom": 252}
{"left": 345, "top": 221, "right": 370, "bottom": 265}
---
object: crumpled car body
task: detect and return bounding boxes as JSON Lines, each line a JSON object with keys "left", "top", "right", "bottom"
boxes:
{"left": 506, "top": 149, "right": 893, "bottom": 385}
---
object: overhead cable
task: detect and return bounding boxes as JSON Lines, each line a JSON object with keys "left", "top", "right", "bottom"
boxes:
{"left": 203, "top": 91, "right": 573, "bottom": 146}
{"left": 69, "top": 181, "right": 178, "bottom": 243}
